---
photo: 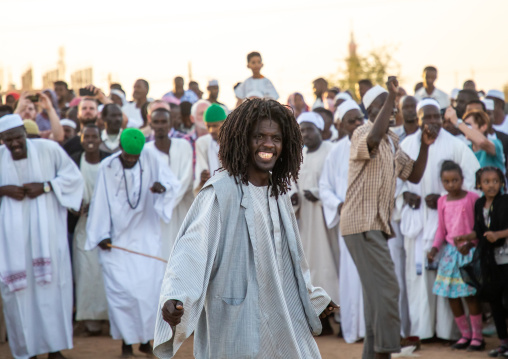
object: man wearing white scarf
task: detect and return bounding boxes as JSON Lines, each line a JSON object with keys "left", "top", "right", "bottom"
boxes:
{"left": 0, "top": 114, "right": 84, "bottom": 359}
{"left": 398, "top": 99, "right": 480, "bottom": 340}
{"left": 319, "top": 100, "right": 365, "bottom": 343}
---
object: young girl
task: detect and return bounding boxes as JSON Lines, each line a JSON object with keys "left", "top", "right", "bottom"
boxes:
{"left": 427, "top": 161, "right": 482, "bottom": 351}
{"left": 456, "top": 166, "right": 508, "bottom": 357}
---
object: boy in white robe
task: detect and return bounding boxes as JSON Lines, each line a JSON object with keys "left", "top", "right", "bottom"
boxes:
{"left": 291, "top": 112, "right": 339, "bottom": 336}
{"left": 144, "top": 108, "right": 194, "bottom": 260}
{"left": 86, "top": 128, "right": 180, "bottom": 357}
{"left": 193, "top": 104, "right": 227, "bottom": 195}
{"left": 234, "top": 52, "right": 279, "bottom": 107}
{"left": 319, "top": 100, "right": 366, "bottom": 343}
{"left": 399, "top": 99, "right": 480, "bottom": 340}
{"left": 0, "top": 114, "right": 84, "bottom": 359}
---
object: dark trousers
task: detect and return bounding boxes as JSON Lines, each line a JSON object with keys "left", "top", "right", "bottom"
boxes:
{"left": 489, "top": 264, "right": 508, "bottom": 340}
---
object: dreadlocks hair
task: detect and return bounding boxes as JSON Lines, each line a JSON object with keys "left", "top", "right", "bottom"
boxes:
{"left": 475, "top": 166, "right": 506, "bottom": 190}
{"left": 218, "top": 98, "right": 303, "bottom": 199}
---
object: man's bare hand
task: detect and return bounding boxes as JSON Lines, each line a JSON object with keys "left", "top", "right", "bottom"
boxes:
{"left": 320, "top": 301, "right": 339, "bottom": 318}
{"left": 23, "top": 183, "right": 45, "bottom": 199}
{"left": 150, "top": 182, "right": 166, "bottom": 194}
{"left": 291, "top": 193, "right": 299, "bottom": 206}
{"left": 425, "top": 194, "right": 440, "bottom": 210}
{"left": 200, "top": 170, "right": 211, "bottom": 185}
{"left": 422, "top": 124, "right": 438, "bottom": 146}
{"left": 386, "top": 76, "right": 399, "bottom": 95}
{"left": 162, "top": 300, "right": 184, "bottom": 326}
{"left": 303, "top": 190, "right": 319, "bottom": 202}
{"left": 403, "top": 191, "right": 421, "bottom": 209}
{"left": 0, "top": 185, "right": 26, "bottom": 201}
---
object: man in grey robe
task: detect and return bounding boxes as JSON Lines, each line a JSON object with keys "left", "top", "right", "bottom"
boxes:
{"left": 153, "top": 99, "right": 337, "bottom": 359}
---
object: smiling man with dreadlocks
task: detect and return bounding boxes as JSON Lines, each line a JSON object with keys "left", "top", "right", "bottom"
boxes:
{"left": 154, "top": 98, "right": 338, "bottom": 359}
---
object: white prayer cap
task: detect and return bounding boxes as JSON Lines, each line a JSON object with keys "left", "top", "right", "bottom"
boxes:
{"left": 482, "top": 98, "right": 495, "bottom": 111}
{"left": 246, "top": 90, "right": 264, "bottom": 99}
{"left": 191, "top": 99, "right": 211, "bottom": 118}
{"left": 486, "top": 89, "right": 505, "bottom": 102}
{"left": 450, "top": 88, "right": 460, "bottom": 100}
{"left": 208, "top": 79, "right": 219, "bottom": 87}
{"left": 60, "top": 119, "right": 77, "bottom": 129}
{"left": 335, "top": 100, "right": 362, "bottom": 122}
{"left": 0, "top": 114, "right": 24, "bottom": 133}
{"left": 362, "top": 85, "right": 388, "bottom": 110}
{"left": 297, "top": 112, "right": 325, "bottom": 131}
{"left": 333, "top": 92, "right": 352, "bottom": 103}
{"left": 416, "top": 98, "right": 440, "bottom": 113}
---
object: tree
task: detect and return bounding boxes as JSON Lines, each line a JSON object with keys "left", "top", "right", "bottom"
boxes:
{"left": 328, "top": 43, "right": 399, "bottom": 101}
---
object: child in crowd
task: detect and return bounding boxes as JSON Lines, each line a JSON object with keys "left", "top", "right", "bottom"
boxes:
{"left": 456, "top": 167, "right": 508, "bottom": 357}
{"left": 427, "top": 161, "right": 483, "bottom": 351}
{"left": 234, "top": 51, "right": 279, "bottom": 106}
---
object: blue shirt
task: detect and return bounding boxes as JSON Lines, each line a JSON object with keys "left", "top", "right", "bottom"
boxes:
{"left": 470, "top": 138, "right": 506, "bottom": 172}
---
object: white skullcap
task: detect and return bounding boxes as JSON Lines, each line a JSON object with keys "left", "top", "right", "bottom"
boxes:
{"left": 335, "top": 100, "right": 362, "bottom": 122}
{"left": 0, "top": 114, "right": 24, "bottom": 133}
{"left": 60, "top": 119, "right": 77, "bottom": 129}
{"left": 416, "top": 98, "right": 440, "bottom": 113}
{"left": 482, "top": 98, "right": 495, "bottom": 111}
{"left": 333, "top": 92, "right": 352, "bottom": 103}
{"left": 297, "top": 112, "right": 325, "bottom": 131}
{"left": 208, "top": 79, "right": 219, "bottom": 87}
{"left": 363, "top": 85, "right": 388, "bottom": 110}
{"left": 487, "top": 89, "right": 505, "bottom": 102}
{"left": 450, "top": 88, "right": 460, "bottom": 100}
{"left": 246, "top": 90, "right": 264, "bottom": 99}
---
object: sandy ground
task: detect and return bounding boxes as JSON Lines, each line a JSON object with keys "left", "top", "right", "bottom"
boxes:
{"left": 0, "top": 324, "right": 500, "bottom": 359}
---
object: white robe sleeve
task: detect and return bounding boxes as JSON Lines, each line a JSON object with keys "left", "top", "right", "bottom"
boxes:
{"left": 149, "top": 152, "right": 181, "bottom": 224}
{"left": 263, "top": 78, "right": 279, "bottom": 100}
{"left": 154, "top": 187, "right": 221, "bottom": 358}
{"left": 85, "top": 164, "right": 112, "bottom": 250}
{"left": 318, "top": 151, "right": 342, "bottom": 229}
{"left": 47, "top": 143, "right": 84, "bottom": 211}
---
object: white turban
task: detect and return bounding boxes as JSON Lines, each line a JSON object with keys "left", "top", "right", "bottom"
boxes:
{"left": 416, "top": 98, "right": 440, "bottom": 113}
{"left": 60, "top": 119, "right": 77, "bottom": 129}
{"left": 208, "top": 79, "right": 219, "bottom": 87}
{"left": 297, "top": 112, "right": 325, "bottom": 131}
{"left": 0, "top": 114, "right": 24, "bottom": 133}
{"left": 363, "top": 85, "right": 388, "bottom": 110}
{"left": 335, "top": 100, "right": 362, "bottom": 123}
{"left": 482, "top": 98, "right": 495, "bottom": 111}
{"left": 487, "top": 89, "right": 505, "bottom": 102}
{"left": 333, "top": 92, "right": 352, "bottom": 102}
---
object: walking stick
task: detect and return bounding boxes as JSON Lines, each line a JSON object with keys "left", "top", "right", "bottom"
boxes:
{"left": 106, "top": 243, "right": 168, "bottom": 263}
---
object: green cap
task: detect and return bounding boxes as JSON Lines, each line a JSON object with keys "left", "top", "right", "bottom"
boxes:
{"left": 120, "top": 128, "right": 146, "bottom": 155}
{"left": 204, "top": 104, "right": 227, "bottom": 123}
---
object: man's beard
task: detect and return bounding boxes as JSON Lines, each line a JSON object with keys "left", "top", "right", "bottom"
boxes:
{"left": 80, "top": 116, "right": 98, "bottom": 125}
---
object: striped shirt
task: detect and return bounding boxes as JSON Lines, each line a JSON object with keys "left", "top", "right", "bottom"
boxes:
{"left": 340, "top": 121, "right": 414, "bottom": 237}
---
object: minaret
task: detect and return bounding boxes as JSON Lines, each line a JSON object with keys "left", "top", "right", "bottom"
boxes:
{"left": 349, "top": 30, "right": 357, "bottom": 58}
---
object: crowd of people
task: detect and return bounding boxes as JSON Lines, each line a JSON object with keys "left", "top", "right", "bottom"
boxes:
{"left": 1, "top": 50, "right": 508, "bottom": 359}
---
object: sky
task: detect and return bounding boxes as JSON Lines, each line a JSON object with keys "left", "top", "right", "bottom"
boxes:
{"left": 1, "top": 0, "right": 507, "bottom": 109}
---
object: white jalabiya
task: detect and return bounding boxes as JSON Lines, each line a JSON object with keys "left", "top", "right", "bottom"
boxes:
{"left": 144, "top": 139, "right": 194, "bottom": 260}
{"left": 234, "top": 77, "right": 279, "bottom": 100}
{"left": 122, "top": 102, "right": 144, "bottom": 128}
{"left": 319, "top": 137, "right": 365, "bottom": 343}
{"left": 0, "top": 139, "right": 83, "bottom": 359}
{"left": 73, "top": 153, "right": 108, "bottom": 322}
{"left": 293, "top": 141, "right": 339, "bottom": 304}
{"left": 399, "top": 129, "right": 480, "bottom": 340}
{"left": 193, "top": 134, "right": 220, "bottom": 195}
{"left": 85, "top": 151, "right": 180, "bottom": 345}
{"left": 414, "top": 87, "right": 450, "bottom": 109}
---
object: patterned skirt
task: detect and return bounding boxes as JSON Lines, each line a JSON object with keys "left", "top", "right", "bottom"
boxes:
{"left": 432, "top": 243, "right": 477, "bottom": 298}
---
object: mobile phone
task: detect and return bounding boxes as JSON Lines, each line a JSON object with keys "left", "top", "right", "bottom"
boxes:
{"left": 79, "top": 88, "right": 95, "bottom": 97}
{"left": 26, "top": 94, "right": 39, "bottom": 102}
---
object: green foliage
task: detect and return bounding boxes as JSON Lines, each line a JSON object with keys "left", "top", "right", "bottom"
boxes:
{"left": 329, "top": 45, "right": 400, "bottom": 101}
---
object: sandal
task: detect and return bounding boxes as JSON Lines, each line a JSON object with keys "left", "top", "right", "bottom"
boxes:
{"left": 490, "top": 345, "right": 508, "bottom": 357}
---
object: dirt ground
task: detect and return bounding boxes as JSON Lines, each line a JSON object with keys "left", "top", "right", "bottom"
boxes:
{"left": 0, "top": 326, "right": 500, "bottom": 359}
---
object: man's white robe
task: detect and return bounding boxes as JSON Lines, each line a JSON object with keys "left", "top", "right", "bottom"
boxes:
{"left": 0, "top": 139, "right": 83, "bottom": 359}
{"left": 193, "top": 134, "right": 220, "bottom": 196}
{"left": 73, "top": 153, "right": 108, "bottom": 322}
{"left": 85, "top": 151, "right": 180, "bottom": 344}
{"left": 145, "top": 139, "right": 194, "bottom": 260}
{"left": 293, "top": 141, "right": 339, "bottom": 304}
{"left": 399, "top": 129, "right": 480, "bottom": 340}
{"left": 319, "top": 137, "right": 365, "bottom": 343}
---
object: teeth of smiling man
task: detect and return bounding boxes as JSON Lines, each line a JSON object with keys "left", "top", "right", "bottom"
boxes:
{"left": 258, "top": 152, "right": 273, "bottom": 159}
{"left": 88, "top": 144, "right": 94, "bottom": 149}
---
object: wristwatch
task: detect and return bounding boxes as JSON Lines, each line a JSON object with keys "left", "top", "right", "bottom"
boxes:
{"left": 43, "top": 182, "right": 51, "bottom": 193}
{"left": 454, "top": 119, "right": 463, "bottom": 128}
